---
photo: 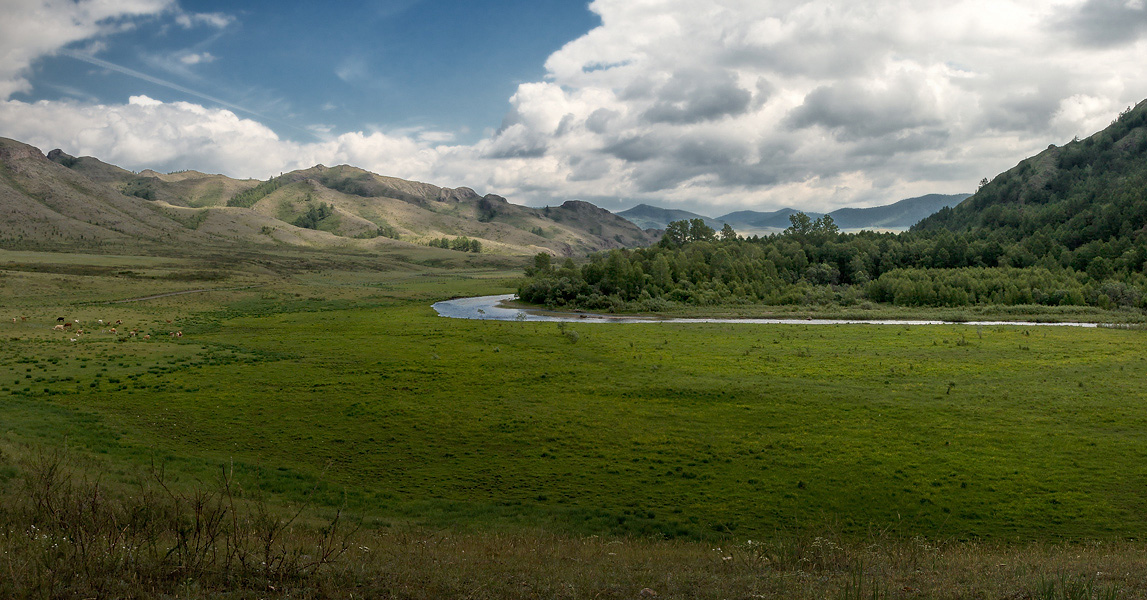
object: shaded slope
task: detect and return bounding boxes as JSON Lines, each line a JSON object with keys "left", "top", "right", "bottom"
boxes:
{"left": 828, "top": 194, "right": 969, "bottom": 230}
{"left": 718, "top": 208, "right": 823, "bottom": 231}
{"left": 916, "top": 99, "right": 1147, "bottom": 252}
{"left": 617, "top": 204, "right": 722, "bottom": 230}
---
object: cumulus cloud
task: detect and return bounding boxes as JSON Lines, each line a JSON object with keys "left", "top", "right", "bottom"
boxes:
{"left": 0, "top": 96, "right": 442, "bottom": 180}
{"left": 641, "top": 69, "right": 753, "bottom": 124}
{"left": 447, "top": 0, "right": 1147, "bottom": 213}
{"left": 3, "top": 0, "right": 1147, "bottom": 216}
{"left": 1054, "top": 0, "right": 1147, "bottom": 47}
{"left": 0, "top": 0, "right": 172, "bottom": 99}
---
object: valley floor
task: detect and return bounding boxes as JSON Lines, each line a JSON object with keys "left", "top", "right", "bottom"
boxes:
{"left": 2, "top": 246, "right": 1146, "bottom": 597}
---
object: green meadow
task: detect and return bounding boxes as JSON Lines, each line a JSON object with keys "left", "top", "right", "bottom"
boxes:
{"left": 3, "top": 249, "right": 1146, "bottom": 546}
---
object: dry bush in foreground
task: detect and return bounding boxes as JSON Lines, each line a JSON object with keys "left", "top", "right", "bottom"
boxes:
{"left": 2, "top": 446, "right": 1146, "bottom": 599}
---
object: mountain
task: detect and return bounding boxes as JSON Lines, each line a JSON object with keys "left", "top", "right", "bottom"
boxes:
{"left": 826, "top": 194, "right": 969, "bottom": 230}
{"left": 714, "top": 195, "right": 969, "bottom": 233}
{"left": 0, "top": 138, "right": 658, "bottom": 256}
{"left": 915, "top": 98, "right": 1147, "bottom": 249}
{"left": 716, "top": 207, "right": 822, "bottom": 231}
{"left": 616, "top": 204, "right": 723, "bottom": 231}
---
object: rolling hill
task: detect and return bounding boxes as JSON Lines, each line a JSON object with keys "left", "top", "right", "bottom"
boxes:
{"left": 0, "top": 138, "right": 658, "bottom": 256}
{"left": 825, "top": 193, "right": 970, "bottom": 230}
{"left": 716, "top": 207, "right": 820, "bottom": 231}
{"left": 615, "top": 204, "right": 723, "bottom": 231}
{"left": 618, "top": 195, "right": 968, "bottom": 234}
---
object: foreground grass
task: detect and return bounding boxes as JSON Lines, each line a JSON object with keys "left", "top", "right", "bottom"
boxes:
{"left": 3, "top": 249, "right": 1147, "bottom": 596}
{"left": 3, "top": 444, "right": 1145, "bottom": 599}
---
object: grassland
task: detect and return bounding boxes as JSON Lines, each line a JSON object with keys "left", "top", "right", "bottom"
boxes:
{"left": 3, "top": 247, "right": 1147, "bottom": 597}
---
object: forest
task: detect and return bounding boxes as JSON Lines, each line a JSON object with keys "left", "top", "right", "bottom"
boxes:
{"left": 520, "top": 103, "right": 1147, "bottom": 314}
{"left": 518, "top": 214, "right": 1147, "bottom": 312}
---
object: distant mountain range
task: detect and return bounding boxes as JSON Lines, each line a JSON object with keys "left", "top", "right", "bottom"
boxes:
{"left": 618, "top": 194, "right": 971, "bottom": 233}
{"left": 614, "top": 204, "right": 725, "bottom": 231}
{"left": 0, "top": 137, "right": 658, "bottom": 256}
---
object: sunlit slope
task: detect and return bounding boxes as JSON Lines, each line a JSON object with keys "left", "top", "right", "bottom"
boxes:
{"left": 4, "top": 138, "right": 658, "bottom": 256}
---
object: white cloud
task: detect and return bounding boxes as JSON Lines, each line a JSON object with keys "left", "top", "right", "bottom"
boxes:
{"left": 440, "top": 0, "right": 1147, "bottom": 213}
{"left": 0, "top": 0, "right": 172, "bottom": 99}
{"left": 178, "top": 52, "right": 216, "bottom": 65}
{"left": 175, "top": 11, "right": 233, "bottom": 29}
{"left": 0, "top": 96, "right": 443, "bottom": 181}
{"left": 3, "top": 0, "right": 1147, "bottom": 216}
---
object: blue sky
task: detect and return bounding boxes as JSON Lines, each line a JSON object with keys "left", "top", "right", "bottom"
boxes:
{"left": 14, "top": 0, "right": 600, "bottom": 144}
{"left": 2, "top": 0, "right": 1147, "bottom": 215}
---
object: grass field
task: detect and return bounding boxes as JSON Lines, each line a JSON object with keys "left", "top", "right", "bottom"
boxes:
{"left": 3, "top": 248, "right": 1147, "bottom": 597}
{"left": 6, "top": 247, "right": 1147, "bottom": 596}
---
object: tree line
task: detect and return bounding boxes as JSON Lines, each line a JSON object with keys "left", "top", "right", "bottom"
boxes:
{"left": 519, "top": 215, "right": 1147, "bottom": 312}
{"left": 428, "top": 236, "right": 482, "bottom": 253}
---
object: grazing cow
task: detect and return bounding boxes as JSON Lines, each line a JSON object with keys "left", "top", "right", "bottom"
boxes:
{"left": 70, "top": 338, "right": 76, "bottom": 342}
{"left": 63, "top": 323, "right": 72, "bottom": 329}
{"left": 143, "top": 334, "right": 151, "bottom": 340}
{"left": 115, "top": 320, "right": 122, "bottom": 325}
{"left": 53, "top": 324, "right": 65, "bottom": 331}
{"left": 110, "top": 327, "right": 117, "bottom": 334}
{"left": 97, "top": 319, "right": 103, "bottom": 324}
{"left": 56, "top": 317, "right": 64, "bottom": 322}
{"left": 176, "top": 331, "right": 182, "bottom": 338}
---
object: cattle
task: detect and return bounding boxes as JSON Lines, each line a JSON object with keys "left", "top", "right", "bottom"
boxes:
{"left": 110, "top": 327, "right": 117, "bottom": 334}
{"left": 53, "top": 324, "right": 65, "bottom": 331}
{"left": 63, "top": 323, "right": 72, "bottom": 329}
{"left": 56, "top": 317, "right": 64, "bottom": 322}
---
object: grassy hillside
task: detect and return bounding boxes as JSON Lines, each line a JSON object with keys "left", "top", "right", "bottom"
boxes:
{"left": 917, "top": 99, "right": 1147, "bottom": 248}
{"left": 3, "top": 138, "right": 659, "bottom": 257}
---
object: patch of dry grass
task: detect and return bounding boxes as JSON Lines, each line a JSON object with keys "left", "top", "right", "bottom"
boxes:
{"left": 2, "top": 444, "right": 1144, "bottom": 599}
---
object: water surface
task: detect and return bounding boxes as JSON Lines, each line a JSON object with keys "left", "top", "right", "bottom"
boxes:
{"left": 432, "top": 294, "right": 1101, "bottom": 327}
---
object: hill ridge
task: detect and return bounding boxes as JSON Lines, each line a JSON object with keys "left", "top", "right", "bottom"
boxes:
{"left": 0, "top": 137, "right": 657, "bottom": 256}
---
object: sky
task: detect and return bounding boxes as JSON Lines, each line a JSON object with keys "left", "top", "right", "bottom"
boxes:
{"left": 2, "top": 0, "right": 1147, "bottom": 216}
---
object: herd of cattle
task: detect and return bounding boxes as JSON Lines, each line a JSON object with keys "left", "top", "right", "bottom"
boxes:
{"left": 10, "top": 315, "right": 182, "bottom": 341}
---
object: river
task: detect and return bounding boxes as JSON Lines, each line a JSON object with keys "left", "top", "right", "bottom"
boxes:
{"left": 432, "top": 294, "right": 1102, "bottom": 327}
